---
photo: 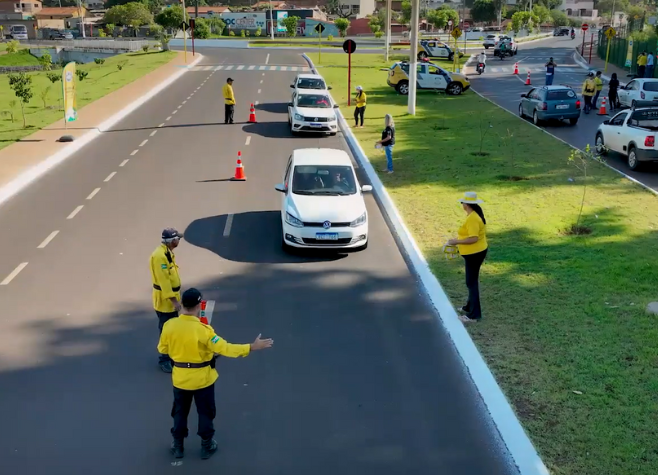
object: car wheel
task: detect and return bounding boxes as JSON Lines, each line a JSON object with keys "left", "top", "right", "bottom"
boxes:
{"left": 518, "top": 103, "right": 524, "bottom": 118}
{"left": 417, "top": 51, "right": 428, "bottom": 60}
{"left": 595, "top": 133, "right": 607, "bottom": 155}
{"left": 569, "top": 118, "right": 578, "bottom": 125}
{"left": 396, "top": 81, "right": 409, "bottom": 95}
{"left": 448, "top": 52, "right": 454, "bottom": 61}
{"left": 446, "top": 82, "right": 463, "bottom": 95}
{"left": 484, "top": 45, "right": 489, "bottom": 49}
{"left": 631, "top": 100, "right": 637, "bottom": 109}
{"left": 533, "top": 111, "right": 542, "bottom": 125}
{"left": 627, "top": 146, "right": 641, "bottom": 170}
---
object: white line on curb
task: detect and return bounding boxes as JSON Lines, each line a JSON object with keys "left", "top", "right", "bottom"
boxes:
{"left": 86, "top": 188, "right": 101, "bottom": 200}
{"left": 67, "top": 205, "right": 83, "bottom": 220}
{"left": 37, "top": 230, "right": 59, "bottom": 249}
{"left": 302, "top": 53, "right": 549, "bottom": 475}
{"left": 1, "top": 262, "right": 28, "bottom": 285}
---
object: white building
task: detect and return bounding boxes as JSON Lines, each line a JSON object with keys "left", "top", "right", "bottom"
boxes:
{"left": 561, "top": 0, "right": 598, "bottom": 20}
{"left": 338, "top": 0, "right": 375, "bottom": 18}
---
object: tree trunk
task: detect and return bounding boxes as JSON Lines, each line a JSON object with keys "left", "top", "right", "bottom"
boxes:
{"left": 20, "top": 100, "right": 25, "bottom": 128}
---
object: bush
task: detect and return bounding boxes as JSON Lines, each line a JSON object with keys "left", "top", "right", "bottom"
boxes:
{"left": 117, "top": 60, "right": 127, "bottom": 71}
{"left": 229, "top": 30, "right": 235, "bottom": 36}
{"left": 327, "top": 34, "right": 333, "bottom": 41}
{"left": 94, "top": 58, "right": 106, "bottom": 65}
{"left": 38, "top": 53, "right": 53, "bottom": 71}
{"left": 193, "top": 17, "right": 211, "bottom": 39}
{"left": 142, "top": 44, "right": 149, "bottom": 52}
{"left": 375, "top": 30, "right": 383, "bottom": 38}
{"left": 255, "top": 27, "right": 261, "bottom": 37}
{"left": 46, "top": 72, "right": 60, "bottom": 83}
{"left": 240, "top": 29, "right": 246, "bottom": 37}
{"left": 6, "top": 40, "right": 19, "bottom": 54}
{"left": 99, "top": 29, "right": 107, "bottom": 37}
{"left": 75, "top": 69, "right": 89, "bottom": 81}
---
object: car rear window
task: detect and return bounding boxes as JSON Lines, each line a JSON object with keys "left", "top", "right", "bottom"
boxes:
{"left": 486, "top": 35, "right": 496, "bottom": 38}
{"left": 546, "top": 90, "right": 576, "bottom": 100}
{"left": 643, "top": 82, "right": 658, "bottom": 91}
{"left": 297, "top": 78, "right": 326, "bottom": 89}
{"left": 629, "top": 109, "right": 658, "bottom": 129}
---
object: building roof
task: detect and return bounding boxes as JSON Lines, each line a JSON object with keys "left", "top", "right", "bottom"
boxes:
{"left": 35, "top": 6, "right": 85, "bottom": 16}
{"left": 185, "top": 5, "right": 230, "bottom": 13}
{"left": 254, "top": 1, "right": 287, "bottom": 8}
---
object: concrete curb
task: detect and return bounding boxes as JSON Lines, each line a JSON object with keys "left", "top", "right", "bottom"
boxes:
{"left": 0, "top": 53, "right": 204, "bottom": 209}
{"left": 301, "top": 52, "right": 550, "bottom": 475}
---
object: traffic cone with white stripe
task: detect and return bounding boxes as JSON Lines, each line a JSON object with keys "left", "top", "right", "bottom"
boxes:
{"left": 200, "top": 300, "right": 208, "bottom": 324}
{"left": 231, "top": 151, "right": 247, "bottom": 181}
{"left": 597, "top": 96, "right": 608, "bottom": 115}
{"left": 248, "top": 103, "right": 257, "bottom": 123}
{"left": 525, "top": 70, "right": 531, "bottom": 85}
{"left": 513, "top": 62, "right": 519, "bottom": 75}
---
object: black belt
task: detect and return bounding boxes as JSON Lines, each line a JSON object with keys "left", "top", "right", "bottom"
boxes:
{"left": 172, "top": 356, "right": 217, "bottom": 369}
{"left": 154, "top": 284, "right": 181, "bottom": 292}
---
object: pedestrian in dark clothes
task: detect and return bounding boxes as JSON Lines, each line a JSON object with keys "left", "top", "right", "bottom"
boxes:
{"left": 608, "top": 73, "right": 620, "bottom": 110}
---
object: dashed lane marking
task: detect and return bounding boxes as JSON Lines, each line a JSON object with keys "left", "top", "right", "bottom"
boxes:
{"left": 37, "top": 231, "right": 59, "bottom": 249}
{"left": 166, "top": 116, "right": 172, "bottom": 121}
{"left": 104, "top": 172, "right": 116, "bottom": 182}
{"left": 130, "top": 150, "right": 139, "bottom": 156}
{"left": 158, "top": 123, "right": 165, "bottom": 128}
{"left": 1, "top": 262, "right": 28, "bottom": 285}
{"left": 255, "top": 100, "right": 259, "bottom": 105}
{"left": 139, "top": 140, "right": 148, "bottom": 147}
{"left": 245, "top": 136, "right": 251, "bottom": 145}
{"left": 223, "top": 214, "right": 234, "bottom": 237}
{"left": 150, "top": 130, "right": 157, "bottom": 137}
{"left": 172, "top": 110, "right": 178, "bottom": 115}
{"left": 67, "top": 205, "right": 84, "bottom": 220}
{"left": 86, "top": 188, "right": 100, "bottom": 200}
{"left": 187, "top": 64, "right": 309, "bottom": 72}
{"left": 119, "top": 159, "right": 129, "bottom": 167}
{"left": 265, "top": 53, "right": 270, "bottom": 64}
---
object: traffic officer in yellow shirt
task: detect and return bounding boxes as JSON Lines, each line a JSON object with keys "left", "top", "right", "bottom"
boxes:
{"left": 158, "top": 288, "right": 273, "bottom": 460}
{"left": 223, "top": 77, "right": 235, "bottom": 124}
{"left": 150, "top": 227, "right": 183, "bottom": 373}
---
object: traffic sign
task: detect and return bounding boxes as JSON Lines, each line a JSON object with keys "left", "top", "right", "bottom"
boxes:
{"left": 605, "top": 27, "right": 616, "bottom": 39}
{"left": 448, "top": 20, "right": 453, "bottom": 26}
{"left": 343, "top": 39, "right": 356, "bottom": 54}
{"left": 189, "top": 18, "right": 195, "bottom": 29}
{"left": 315, "top": 23, "right": 325, "bottom": 34}
{"left": 180, "top": 21, "right": 189, "bottom": 30}
{"left": 451, "top": 27, "right": 461, "bottom": 39}
{"left": 582, "top": 23, "right": 589, "bottom": 31}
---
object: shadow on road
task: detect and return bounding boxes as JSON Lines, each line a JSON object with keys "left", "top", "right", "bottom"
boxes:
{"left": 255, "top": 102, "right": 288, "bottom": 114}
{"left": 241, "top": 121, "right": 292, "bottom": 138}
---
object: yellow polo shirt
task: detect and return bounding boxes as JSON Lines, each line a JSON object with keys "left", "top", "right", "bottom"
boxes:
{"left": 457, "top": 211, "right": 488, "bottom": 255}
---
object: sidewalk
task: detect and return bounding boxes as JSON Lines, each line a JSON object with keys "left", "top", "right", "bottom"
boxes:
{"left": 573, "top": 44, "right": 633, "bottom": 83}
{"left": 0, "top": 50, "right": 196, "bottom": 194}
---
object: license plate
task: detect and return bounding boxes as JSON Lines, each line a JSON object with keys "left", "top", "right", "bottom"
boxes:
{"left": 316, "top": 233, "right": 338, "bottom": 240}
{"left": 556, "top": 104, "right": 569, "bottom": 109}
{"left": 310, "top": 123, "right": 322, "bottom": 128}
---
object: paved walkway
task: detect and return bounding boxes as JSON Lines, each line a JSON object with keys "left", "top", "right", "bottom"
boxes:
{"left": 0, "top": 51, "right": 189, "bottom": 190}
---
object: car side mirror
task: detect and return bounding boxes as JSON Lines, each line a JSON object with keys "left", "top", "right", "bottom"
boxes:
{"left": 603, "top": 119, "right": 610, "bottom": 125}
{"left": 361, "top": 185, "right": 373, "bottom": 192}
{"left": 288, "top": 102, "right": 293, "bottom": 107}
{"left": 328, "top": 86, "right": 332, "bottom": 90}
{"left": 520, "top": 93, "right": 527, "bottom": 98}
{"left": 275, "top": 184, "right": 286, "bottom": 193}
{"left": 333, "top": 104, "right": 339, "bottom": 108}
{"left": 290, "top": 84, "right": 294, "bottom": 88}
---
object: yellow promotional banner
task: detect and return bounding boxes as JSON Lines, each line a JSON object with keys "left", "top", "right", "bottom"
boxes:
{"left": 62, "top": 61, "right": 77, "bottom": 123}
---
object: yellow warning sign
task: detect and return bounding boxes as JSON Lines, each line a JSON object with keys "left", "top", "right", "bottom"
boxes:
{"left": 605, "top": 27, "right": 616, "bottom": 39}
{"left": 451, "top": 27, "right": 461, "bottom": 39}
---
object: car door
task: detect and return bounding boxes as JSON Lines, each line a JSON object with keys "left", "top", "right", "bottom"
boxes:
{"left": 522, "top": 88, "right": 536, "bottom": 115}
{"left": 604, "top": 111, "right": 629, "bottom": 152}
{"left": 416, "top": 63, "right": 431, "bottom": 89}
{"left": 619, "top": 80, "right": 637, "bottom": 106}
{"left": 291, "top": 75, "right": 298, "bottom": 99}
{"left": 281, "top": 156, "right": 293, "bottom": 215}
{"left": 289, "top": 92, "right": 296, "bottom": 121}
{"left": 427, "top": 65, "right": 448, "bottom": 90}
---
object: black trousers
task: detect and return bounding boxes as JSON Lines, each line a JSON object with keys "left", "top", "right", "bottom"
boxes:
{"left": 462, "top": 249, "right": 487, "bottom": 320}
{"left": 156, "top": 310, "right": 178, "bottom": 364}
{"left": 171, "top": 383, "right": 216, "bottom": 441}
{"left": 354, "top": 106, "right": 365, "bottom": 126}
{"left": 224, "top": 104, "right": 234, "bottom": 124}
{"left": 638, "top": 65, "right": 646, "bottom": 78}
{"left": 608, "top": 90, "right": 619, "bottom": 108}
{"left": 583, "top": 95, "right": 592, "bottom": 113}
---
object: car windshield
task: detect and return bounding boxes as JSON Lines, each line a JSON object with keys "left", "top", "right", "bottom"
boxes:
{"left": 297, "top": 78, "right": 326, "bottom": 89}
{"left": 291, "top": 165, "right": 357, "bottom": 195}
{"left": 629, "top": 109, "right": 658, "bottom": 130}
{"left": 297, "top": 94, "right": 331, "bottom": 108}
{"left": 546, "top": 90, "right": 576, "bottom": 100}
{"left": 486, "top": 35, "right": 496, "bottom": 39}
{"left": 643, "top": 82, "right": 658, "bottom": 91}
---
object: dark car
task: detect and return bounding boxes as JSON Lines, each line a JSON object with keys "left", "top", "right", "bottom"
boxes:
{"left": 553, "top": 27, "right": 571, "bottom": 36}
{"left": 49, "top": 30, "right": 73, "bottom": 40}
{"left": 519, "top": 85, "right": 581, "bottom": 126}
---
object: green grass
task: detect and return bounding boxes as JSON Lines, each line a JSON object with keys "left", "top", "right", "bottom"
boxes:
{"left": 0, "top": 50, "right": 176, "bottom": 149}
{"left": 0, "top": 49, "right": 40, "bottom": 66}
{"left": 309, "top": 52, "right": 658, "bottom": 475}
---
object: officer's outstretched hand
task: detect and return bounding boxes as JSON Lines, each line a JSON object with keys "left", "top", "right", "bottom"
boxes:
{"left": 251, "top": 334, "right": 274, "bottom": 351}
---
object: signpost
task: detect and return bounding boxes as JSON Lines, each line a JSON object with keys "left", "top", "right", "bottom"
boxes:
{"left": 189, "top": 18, "right": 195, "bottom": 56}
{"left": 581, "top": 23, "right": 588, "bottom": 57}
{"left": 604, "top": 27, "right": 616, "bottom": 72}
{"left": 343, "top": 39, "right": 356, "bottom": 106}
{"left": 451, "top": 27, "right": 461, "bottom": 73}
{"left": 181, "top": 0, "right": 188, "bottom": 63}
{"left": 315, "top": 23, "right": 325, "bottom": 65}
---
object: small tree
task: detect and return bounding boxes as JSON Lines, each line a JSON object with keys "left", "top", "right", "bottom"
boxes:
{"left": 281, "top": 15, "right": 300, "bottom": 37}
{"left": 6, "top": 40, "right": 19, "bottom": 54}
{"left": 154, "top": 5, "right": 184, "bottom": 35}
{"left": 5, "top": 99, "right": 17, "bottom": 123}
{"left": 194, "top": 18, "right": 211, "bottom": 39}
{"left": 566, "top": 144, "right": 604, "bottom": 235}
{"left": 38, "top": 53, "right": 53, "bottom": 71}
{"left": 142, "top": 44, "right": 150, "bottom": 52}
{"left": 8, "top": 73, "right": 33, "bottom": 128}
{"left": 117, "top": 60, "right": 127, "bottom": 71}
{"left": 94, "top": 58, "right": 106, "bottom": 66}
{"left": 46, "top": 72, "right": 60, "bottom": 83}
{"left": 255, "top": 27, "right": 261, "bottom": 37}
{"left": 76, "top": 69, "right": 89, "bottom": 81}
{"left": 240, "top": 28, "right": 246, "bottom": 37}
{"left": 105, "top": 23, "right": 116, "bottom": 36}
{"left": 208, "top": 17, "right": 225, "bottom": 35}
{"left": 335, "top": 18, "right": 349, "bottom": 37}
{"left": 40, "top": 85, "right": 52, "bottom": 109}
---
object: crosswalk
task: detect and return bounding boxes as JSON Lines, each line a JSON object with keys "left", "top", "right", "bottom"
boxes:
{"left": 187, "top": 64, "right": 311, "bottom": 72}
{"left": 486, "top": 65, "right": 584, "bottom": 74}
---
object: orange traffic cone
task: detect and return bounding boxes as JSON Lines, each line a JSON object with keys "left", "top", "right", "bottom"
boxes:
{"left": 200, "top": 300, "right": 208, "bottom": 324}
{"left": 231, "top": 151, "right": 247, "bottom": 181}
{"left": 248, "top": 103, "right": 257, "bottom": 123}
{"left": 597, "top": 96, "right": 608, "bottom": 115}
{"left": 513, "top": 62, "right": 519, "bottom": 75}
{"left": 525, "top": 70, "right": 531, "bottom": 85}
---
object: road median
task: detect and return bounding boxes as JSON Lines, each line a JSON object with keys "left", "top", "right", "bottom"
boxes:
{"left": 308, "top": 52, "right": 658, "bottom": 475}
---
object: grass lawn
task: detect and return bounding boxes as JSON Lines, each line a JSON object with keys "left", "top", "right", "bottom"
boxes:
{"left": 0, "top": 49, "right": 40, "bottom": 66}
{"left": 309, "top": 52, "right": 658, "bottom": 475}
{"left": 0, "top": 50, "right": 176, "bottom": 149}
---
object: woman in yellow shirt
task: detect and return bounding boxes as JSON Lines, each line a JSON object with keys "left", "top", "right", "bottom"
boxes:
{"left": 354, "top": 85, "right": 366, "bottom": 128}
{"left": 447, "top": 192, "right": 488, "bottom": 322}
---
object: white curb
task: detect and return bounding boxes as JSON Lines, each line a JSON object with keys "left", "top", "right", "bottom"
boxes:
{"left": 0, "top": 53, "right": 205, "bottom": 209}
{"left": 301, "top": 53, "right": 550, "bottom": 475}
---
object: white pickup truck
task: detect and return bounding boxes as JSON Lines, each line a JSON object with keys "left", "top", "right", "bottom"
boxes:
{"left": 595, "top": 101, "right": 658, "bottom": 171}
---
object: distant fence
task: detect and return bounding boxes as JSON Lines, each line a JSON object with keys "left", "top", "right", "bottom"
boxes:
{"left": 0, "top": 65, "right": 43, "bottom": 74}
{"left": 22, "top": 39, "right": 152, "bottom": 52}
{"left": 597, "top": 32, "right": 657, "bottom": 76}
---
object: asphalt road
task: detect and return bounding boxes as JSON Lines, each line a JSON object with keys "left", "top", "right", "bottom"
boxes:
{"left": 0, "top": 48, "right": 518, "bottom": 474}
{"left": 469, "top": 36, "right": 658, "bottom": 190}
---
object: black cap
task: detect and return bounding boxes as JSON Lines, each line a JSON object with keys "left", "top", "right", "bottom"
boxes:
{"left": 162, "top": 227, "right": 182, "bottom": 242}
{"left": 182, "top": 288, "right": 203, "bottom": 308}
{"left": 227, "top": 77, "right": 234, "bottom": 82}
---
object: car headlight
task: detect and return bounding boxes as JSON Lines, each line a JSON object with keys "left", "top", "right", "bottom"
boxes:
{"left": 285, "top": 211, "right": 303, "bottom": 228}
{"left": 294, "top": 113, "right": 304, "bottom": 121}
{"left": 350, "top": 212, "right": 366, "bottom": 227}
{"left": 328, "top": 115, "right": 336, "bottom": 121}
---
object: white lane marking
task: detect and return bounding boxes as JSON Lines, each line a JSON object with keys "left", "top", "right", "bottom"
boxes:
{"left": 187, "top": 96, "right": 191, "bottom": 100}
{"left": 86, "top": 187, "right": 101, "bottom": 200}
{"left": 260, "top": 79, "right": 263, "bottom": 84}
{"left": 265, "top": 53, "right": 270, "bottom": 64}
{"left": 178, "top": 105, "right": 183, "bottom": 109}
{"left": 139, "top": 140, "right": 148, "bottom": 147}
{"left": 182, "top": 100, "right": 187, "bottom": 104}
{"left": 150, "top": 130, "right": 157, "bottom": 137}
{"left": 223, "top": 213, "right": 234, "bottom": 237}
{"left": 130, "top": 150, "right": 139, "bottom": 156}
{"left": 225, "top": 65, "right": 234, "bottom": 70}
{"left": 248, "top": 65, "right": 255, "bottom": 70}
{"left": 280, "top": 66, "right": 288, "bottom": 71}
{"left": 104, "top": 172, "right": 117, "bottom": 182}
{"left": 166, "top": 116, "right": 172, "bottom": 121}
{"left": 1, "top": 262, "right": 28, "bottom": 285}
{"left": 158, "top": 123, "right": 165, "bottom": 128}
{"left": 37, "top": 230, "right": 59, "bottom": 249}
{"left": 245, "top": 136, "right": 251, "bottom": 145}
{"left": 172, "top": 110, "right": 178, "bottom": 115}
{"left": 237, "top": 65, "right": 245, "bottom": 70}
{"left": 214, "top": 65, "right": 224, "bottom": 71}
{"left": 255, "top": 100, "right": 259, "bottom": 105}
{"left": 257, "top": 89, "right": 261, "bottom": 94}
{"left": 204, "top": 300, "right": 215, "bottom": 324}
{"left": 67, "top": 205, "right": 84, "bottom": 219}
{"left": 119, "top": 159, "right": 129, "bottom": 167}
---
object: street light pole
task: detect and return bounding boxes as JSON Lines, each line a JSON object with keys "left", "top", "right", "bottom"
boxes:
{"left": 270, "top": 2, "right": 275, "bottom": 40}
{"left": 385, "top": 0, "right": 391, "bottom": 62}
{"left": 408, "top": 0, "right": 419, "bottom": 115}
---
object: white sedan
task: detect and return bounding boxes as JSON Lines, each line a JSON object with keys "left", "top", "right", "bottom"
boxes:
{"left": 290, "top": 73, "right": 331, "bottom": 100}
{"left": 617, "top": 78, "right": 658, "bottom": 108}
{"left": 288, "top": 90, "right": 339, "bottom": 135}
{"left": 275, "top": 148, "right": 372, "bottom": 251}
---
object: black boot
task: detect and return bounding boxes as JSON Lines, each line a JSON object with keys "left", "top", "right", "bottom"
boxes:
{"left": 170, "top": 439, "right": 184, "bottom": 459}
{"left": 200, "top": 438, "right": 218, "bottom": 460}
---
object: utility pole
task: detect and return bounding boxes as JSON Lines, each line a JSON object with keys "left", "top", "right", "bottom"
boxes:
{"left": 270, "top": 2, "right": 275, "bottom": 40}
{"left": 385, "top": 0, "right": 391, "bottom": 62}
{"left": 408, "top": 0, "right": 419, "bottom": 115}
{"left": 195, "top": 0, "right": 198, "bottom": 18}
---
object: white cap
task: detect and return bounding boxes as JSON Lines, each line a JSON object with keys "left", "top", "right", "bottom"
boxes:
{"left": 356, "top": 85, "right": 363, "bottom": 91}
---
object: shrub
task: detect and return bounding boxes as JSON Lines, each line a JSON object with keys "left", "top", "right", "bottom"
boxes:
{"left": 75, "top": 69, "right": 89, "bottom": 81}
{"left": 38, "top": 53, "right": 53, "bottom": 71}
{"left": 94, "top": 58, "right": 106, "bottom": 66}
{"left": 255, "top": 27, "right": 261, "bottom": 37}
{"left": 375, "top": 30, "right": 383, "bottom": 38}
{"left": 99, "top": 29, "right": 107, "bottom": 37}
{"left": 46, "top": 72, "right": 60, "bottom": 83}
{"left": 327, "top": 34, "right": 333, "bottom": 41}
{"left": 7, "top": 73, "right": 33, "bottom": 128}
{"left": 117, "top": 60, "right": 127, "bottom": 71}
{"left": 229, "top": 30, "right": 235, "bottom": 36}
{"left": 193, "top": 18, "right": 211, "bottom": 39}
{"left": 6, "top": 40, "right": 19, "bottom": 54}
{"left": 142, "top": 44, "right": 150, "bottom": 52}
{"left": 240, "top": 29, "right": 246, "bottom": 37}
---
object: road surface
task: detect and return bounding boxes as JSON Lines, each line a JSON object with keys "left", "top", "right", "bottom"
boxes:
{"left": 0, "top": 48, "right": 518, "bottom": 474}
{"left": 469, "top": 36, "right": 658, "bottom": 190}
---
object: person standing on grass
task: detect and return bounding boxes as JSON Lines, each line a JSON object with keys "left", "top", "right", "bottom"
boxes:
{"left": 545, "top": 57, "right": 557, "bottom": 85}
{"left": 447, "top": 192, "right": 488, "bottom": 323}
{"left": 637, "top": 51, "right": 647, "bottom": 78}
{"left": 375, "top": 114, "right": 395, "bottom": 174}
{"left": 593, "top": 71, "right": 603, "bottom": 109}
{"left": 647, "top": 52, "right": 655, "bottom": 78}
{"left": 354, "top": 85, "right": 366, "bottom": 128}
{"left": 608, "top": 72, "right": 620, "bottom": 110}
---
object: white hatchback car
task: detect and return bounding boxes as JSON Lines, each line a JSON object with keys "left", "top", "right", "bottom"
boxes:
{"left": 275, "top": 148, "right": 372, "bottom": 251}
{"left": 288, "top": 90, "right": 339, "bottom": 135}
{"left": 290, "top": 73, "right": 331, "bottom": 99}
{"left": 617, "top": 78, "right": 658, "bottom": 108}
